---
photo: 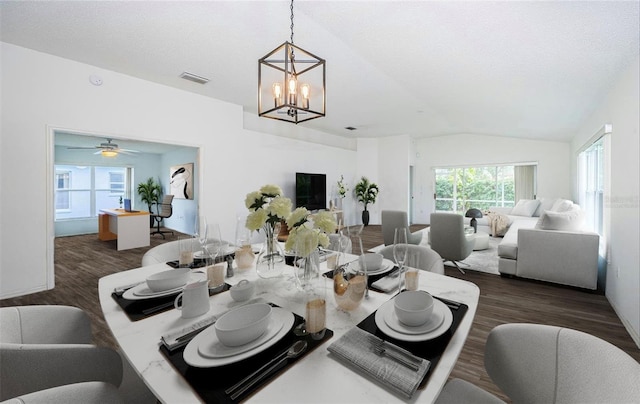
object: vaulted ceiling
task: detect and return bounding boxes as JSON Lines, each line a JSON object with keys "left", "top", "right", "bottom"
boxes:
{"left": 2, "top": 1, "right": 638, "bottom": 142}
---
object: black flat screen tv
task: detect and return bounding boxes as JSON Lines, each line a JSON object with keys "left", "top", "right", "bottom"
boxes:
{"left": 296, "top": 172, "right": 326, "bottom": 211}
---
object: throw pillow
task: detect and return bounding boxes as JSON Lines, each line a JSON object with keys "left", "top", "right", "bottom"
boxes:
{"left": 511, "top": 199, "right": 541, "bottom": 217}
{"left": 535, "top": 208, "right": 585, "bottom": 231}
{"left": 533, "top": 198, "right": 557, "bottom": 217}
{"left": 550, "top": 198, "right": 573, "bottom": 212}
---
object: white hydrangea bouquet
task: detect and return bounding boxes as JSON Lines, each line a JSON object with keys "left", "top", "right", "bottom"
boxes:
{"left": 245, "top": 184, "right": 292, "bottom": 277}
{"left": 285, "top": 208, "right": 337, "bottom": 257}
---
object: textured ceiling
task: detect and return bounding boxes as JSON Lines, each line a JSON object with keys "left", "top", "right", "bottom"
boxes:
{"left": 2, "top": 1, "right": 638, "bottom": 142}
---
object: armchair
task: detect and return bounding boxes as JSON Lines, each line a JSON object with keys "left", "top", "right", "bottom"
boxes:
{"left": 429, "top": 213, "right": 474, "bottom": 274}
{"left": 436, "top": 323, "right": 640, "bottom": 404}
{"left": 0, "top": 305, "right": 123, "bottom": 402}
{"left": 379, "top": 244, "right": 444, "bottom": 275}
{"left": 381, "top": 210, "right": 422, "bottom": 246}
{"left": 150, "top": 194, "right": 174, "bottom": 238}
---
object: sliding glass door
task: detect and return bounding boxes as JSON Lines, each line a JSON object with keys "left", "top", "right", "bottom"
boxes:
{"left": 434, "top": 164, "right": 535, "bottom": 213}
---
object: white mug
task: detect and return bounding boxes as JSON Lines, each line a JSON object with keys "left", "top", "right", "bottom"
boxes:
{"left": 174, "top": 279, "right": 210, "bottom": 318}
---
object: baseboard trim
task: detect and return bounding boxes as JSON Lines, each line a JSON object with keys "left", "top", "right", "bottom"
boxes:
{"left": 608, "top": 297, "right": 640, "bottom": 349}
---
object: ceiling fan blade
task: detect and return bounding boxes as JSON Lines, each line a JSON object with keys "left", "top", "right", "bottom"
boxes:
{"left": 67, "top": 146, "right": 100, "bottom": 150}
{"left": 117, "top": 148, "right": 139, "bottom": 153}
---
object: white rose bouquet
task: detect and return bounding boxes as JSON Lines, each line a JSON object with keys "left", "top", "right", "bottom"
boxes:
{"left": 285, "top": 208, "right": 337, "bottom": 257}
{"left": 337, "top": 175, "right": 348, "bottom": 199}
{"left": 245, "top": 184, "right": 292, "bottom": 233}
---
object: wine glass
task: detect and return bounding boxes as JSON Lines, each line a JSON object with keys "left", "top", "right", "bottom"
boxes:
{"left": 393, "top": 227, "right": 408, "bottom": 291}
{"left": 194, "top": 216, "right": 208, "bottom": 256}
{"left": 333, "top": 226, "right": 367, "bottom": 311}
{"left": 206, "top": 222, "right": 223, "bottom": 264}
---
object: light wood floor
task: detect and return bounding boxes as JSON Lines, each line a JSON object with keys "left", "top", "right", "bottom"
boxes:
{"left": 2, "top": 224, "right": 638, "bottom": 402}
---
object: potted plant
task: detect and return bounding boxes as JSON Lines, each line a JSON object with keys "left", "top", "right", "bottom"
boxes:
{"left": 137, "top": 177, "right": 162, "bottom": 226}
{"left": 354, "top": 176, "right": 379, "bottom": 226}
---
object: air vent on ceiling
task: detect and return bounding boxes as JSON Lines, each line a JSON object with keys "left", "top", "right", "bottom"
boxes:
{"left": 345, "top": 126, "right": 357, "bottom": 131}
{"left": 180, "top": 71, "right": 210, "bottom": 84}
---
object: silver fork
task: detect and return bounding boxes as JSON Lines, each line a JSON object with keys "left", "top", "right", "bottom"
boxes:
{"left": 370, "top": 341, "right": 420, "bottom": 371}
{"left": 371, "top": 344, "right": 420, "bottom": 371}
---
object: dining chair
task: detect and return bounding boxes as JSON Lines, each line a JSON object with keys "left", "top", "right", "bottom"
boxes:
{"left": 151, "top": 194, "right": 175, "bottom": 238}
{"left": 435, "top": 323, "right": 640, "bottom": 404}
{"left": 0, "top": 305, "right": 124, "bottom": 402}
{"left": 429, "top": 212, "right": 474, "bottom": 274}
{"left": 378, "top": 244, "right": 444, "bottom": 275}
{"left": 381, "top": 210, "right": 422, "bottom": 246}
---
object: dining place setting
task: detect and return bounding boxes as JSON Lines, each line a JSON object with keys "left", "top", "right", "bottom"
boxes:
{"left": 128, "top": 224, "right": 463, "bottom": 403}
{"left": 99, "top": 188, "right": 479, "bottom": 403}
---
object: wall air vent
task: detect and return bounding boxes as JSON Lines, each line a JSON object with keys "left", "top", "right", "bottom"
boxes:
{"left": 179, "top": 71, "right": 210, "bottom": 84}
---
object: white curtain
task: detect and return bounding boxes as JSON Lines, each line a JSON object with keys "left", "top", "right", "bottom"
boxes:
{"left": 514, "top": 165, "right": 536, "bottom": 202}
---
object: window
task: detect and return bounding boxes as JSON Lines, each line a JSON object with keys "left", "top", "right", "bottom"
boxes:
{"left": 434, "top": 165, "right": 535, "bottom": 213}
{"left": 55, "top": 170, "right": 71, "bottom": 210}
{"left": 579, "top": 136, "right": 605, "bottom": 236}
{"left": 54, "top": 165, "right": 129, "bottom": 220}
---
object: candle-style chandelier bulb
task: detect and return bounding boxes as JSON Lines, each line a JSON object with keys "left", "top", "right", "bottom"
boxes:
{"left": 272, "top": 82, "right": 282, "bottom": 107}
{"left": 301, "top": 83, "right": 310, "bottom": 109}
{"left": 288, "top": 76, "right": 297, "bottom": 105}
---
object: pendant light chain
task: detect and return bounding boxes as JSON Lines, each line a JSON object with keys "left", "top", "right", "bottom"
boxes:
{"left": 290, "top": 0, "right": 295, "bottom": 44}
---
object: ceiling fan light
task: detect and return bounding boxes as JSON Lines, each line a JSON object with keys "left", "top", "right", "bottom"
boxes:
{"left": 101, "top": 150, "right": 118, "bottom": 157}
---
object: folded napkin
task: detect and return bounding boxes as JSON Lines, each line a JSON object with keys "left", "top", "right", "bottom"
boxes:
{"left": 371, "top": 272, "right": 400, "bottom": 293}
{"left": 327, "top": 327, "right": 430, "bottom": 399}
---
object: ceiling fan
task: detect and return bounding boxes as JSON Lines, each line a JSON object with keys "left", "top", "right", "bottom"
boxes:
{"left": 66, "top": 138, "right": 140, "bottom": 157}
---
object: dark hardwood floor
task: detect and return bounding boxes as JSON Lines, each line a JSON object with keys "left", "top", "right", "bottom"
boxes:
{"left": 2, "top": 224, "right": 638, "bottom": 402}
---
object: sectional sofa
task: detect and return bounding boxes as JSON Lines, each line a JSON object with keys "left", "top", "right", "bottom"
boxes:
{"left": 467, "top": 198, "right": 600, "bottom": 290}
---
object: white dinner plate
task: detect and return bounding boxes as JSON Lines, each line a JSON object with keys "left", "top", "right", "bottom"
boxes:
{"left": 374, "top": 298, "right": 453, "bottom": 342}
{"left": 195, "top": 246, "right": 236, "bottom": 259}
{"left": 348, "top": 258, "right": 395, "bottom": 276}
{"left": 183, "top": 307, "right": 295, "bottom": 368}
{"left": 123, "top": 283, "right": 184, "bottom": 300}
{"left": 197, "top": 317, "right": 285, "bottom": 359}
{"left": 383, "top": 301, "right": 445, "bottom": 335}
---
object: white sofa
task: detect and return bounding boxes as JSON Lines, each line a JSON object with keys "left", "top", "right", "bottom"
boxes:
{"left": 485, "top": 198, "right": 600, "bottom": 290}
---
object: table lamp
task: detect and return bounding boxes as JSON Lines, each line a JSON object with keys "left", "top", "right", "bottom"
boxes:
{"left": 465, "top": 208, "right": 483, "bottom": 233}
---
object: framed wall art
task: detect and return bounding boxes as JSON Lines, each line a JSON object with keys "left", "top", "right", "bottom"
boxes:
{"left": 170, "top": 163, "right": 194, "bottom": 200}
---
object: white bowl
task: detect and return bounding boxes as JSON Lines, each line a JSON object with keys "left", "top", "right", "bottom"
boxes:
{"left": 359, "top": 253, "right": 383, "bottom": 271}
{"left": 394, "top": 291, "right": 434, "bottom": 326}
{"left": 146, "top": 268, "right": 190, "bottom": 292}
{"left": 215, "top": 303, "right": 272, "bottom": 347}
{"left": 230, "top": 279, "right": 255, "bottom": 302}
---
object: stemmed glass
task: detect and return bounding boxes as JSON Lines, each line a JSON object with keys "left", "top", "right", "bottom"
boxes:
{"left": 393, "top": 227, "right": 408, "bottom": 292}
{"left": 206, "top": 222, "right": 223, "bottom": 264}
{"left": 194, "top": 216, "right": 208, "bottom": 258}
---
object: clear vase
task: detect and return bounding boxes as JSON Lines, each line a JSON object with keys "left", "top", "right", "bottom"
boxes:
{"left": 294, "top": 250, "right": 321, "bottom": 290}
{"left": 256, "top": 224, "right": 285, "bottom": 279}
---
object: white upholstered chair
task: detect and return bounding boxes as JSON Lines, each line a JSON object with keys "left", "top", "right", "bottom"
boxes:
{"left": 429, "top": 212, "right": 474, "bottom": 274}
{"left": 435, "top": 323, "right": 640, "bottom": 404}
{"left": 0, "top": 305, "right": 124, "bottom": 403}
{"left": 381, "top": 210, "right": 423, "bottom": 246}
{"left": 327, "top": 233, "right": 352, "bottom": 254}
{"left": 378, "top": 244, "right": 445, "bottom": 275}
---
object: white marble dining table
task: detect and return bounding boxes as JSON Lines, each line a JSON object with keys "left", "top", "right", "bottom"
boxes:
{"left": 98, "top": 256, "right": 480, "bottom": 403}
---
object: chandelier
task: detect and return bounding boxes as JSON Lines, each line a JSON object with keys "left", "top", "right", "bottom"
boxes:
{"left": 258, "top": 0, "right": 326, "bottom": 124}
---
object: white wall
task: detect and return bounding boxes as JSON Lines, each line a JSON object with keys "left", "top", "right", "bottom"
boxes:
{"left": 412, "top": 134, "right": 572, "bottom": 224}
{"left": 571, "top": 56, "right": 640, "bottom": 347}
{"left": 0, "top": 43, "right": 356, "bottom": 298}
{"left": 378, "top": 135, "right": 412, "bottom": 214}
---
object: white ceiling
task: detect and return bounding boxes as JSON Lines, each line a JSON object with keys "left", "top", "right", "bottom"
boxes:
{"left": 2, "top": 1, "right": 638, "bottom": 143}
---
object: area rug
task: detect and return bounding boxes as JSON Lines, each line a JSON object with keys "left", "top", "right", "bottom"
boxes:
{"left": 370, "top": 230, "right": 501, "bottom": 276}
{"left": 457, "top": 236, "right": 500, "bottom": 275}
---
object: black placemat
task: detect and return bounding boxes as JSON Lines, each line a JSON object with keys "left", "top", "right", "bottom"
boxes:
{"left": 356, "top": 295, "right": 468, "bottom": 389}
{"left": 111, "top": 284, "right": 231, "bottom": 322}
{"left": 159, "top": 305, "right": 333, "bottom": 403}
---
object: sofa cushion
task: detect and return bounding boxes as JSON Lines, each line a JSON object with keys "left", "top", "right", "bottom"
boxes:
{"left": 511, "top": 199, "right": 540, "bottom": 217}
{"left": 536, "top": 208, "right": 585, "bottom": 231}
{"left": 550, "top": 198, "right": 573, "bottom": 212}
{"left": 497, "top": 218, "right": 538, "bottom": 259}
{"left": 533, "top": 198, "right": 557, "bottom": 217}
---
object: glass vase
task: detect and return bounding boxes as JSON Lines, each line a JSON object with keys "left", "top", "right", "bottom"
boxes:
{"left": 294, "top": 250, "right": 321, "bottom": 290}
{"left": 256, "top": 224, "right": 285, "bottom": 279}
